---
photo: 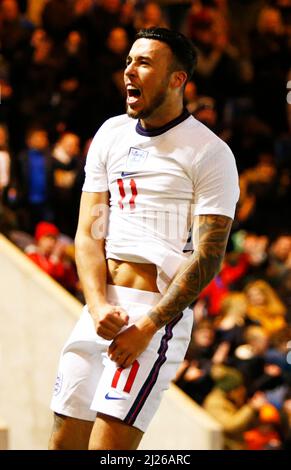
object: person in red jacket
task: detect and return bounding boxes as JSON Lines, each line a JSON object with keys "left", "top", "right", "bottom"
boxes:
{"left": 26, "top": 221, "right": 77, "bottom": 292}
{"left": 27, "top": 221, "right": 64, "bottom": 279}
{"left": 199, "top": 252, "right": 249, "bottom": 316}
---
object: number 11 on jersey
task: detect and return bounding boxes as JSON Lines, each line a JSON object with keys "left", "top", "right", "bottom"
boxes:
{"left": 117, "top": 178, "right": 138, "bottom": 210}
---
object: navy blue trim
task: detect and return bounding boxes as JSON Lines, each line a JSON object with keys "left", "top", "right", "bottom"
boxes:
{"left": 136, "top": 108, "right": 190, "bottom": 137}
{"left": 124, "top": 313, "right": 183, "bottom": 426}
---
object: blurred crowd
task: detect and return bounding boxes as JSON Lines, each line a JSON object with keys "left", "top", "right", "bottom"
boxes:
{"left": 0, "top": 0, "right": 290, "bottom": 450}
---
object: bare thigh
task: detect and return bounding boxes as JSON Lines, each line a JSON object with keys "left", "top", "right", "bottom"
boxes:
{"left": 88, "top": 413, "right": 143, "bottom": 450}
{"left": 48, "top": 413, "right": 94, "bottom": 450}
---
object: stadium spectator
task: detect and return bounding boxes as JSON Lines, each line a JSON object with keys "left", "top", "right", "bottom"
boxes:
{"left": 15, "top": 127, "right": 55, "bottom": 233}
{"left": 199, "top": 251, "right": 249, "bottom": 316}
{"left": 203, "top": 364, "right": 267, "bottom": 449}
{"left": 175, "top": 319, "right": 225, "bottom": 404}
{"left": 26, "top": 220, "right": 78, "bottom": 293}
{"left": 243, "top": 403, "right": 282, "bottom": 450}
{"left": 244, "top": 280, "right": 287, "bottom": 334}
{"left": 214, "top": 292, "right": 248, "bottom": 356}
{"left": 52, "top": 132, "right": 81, "bottom": 236}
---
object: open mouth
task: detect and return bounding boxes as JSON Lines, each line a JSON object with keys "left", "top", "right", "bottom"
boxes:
{"left": 127, "top": 86, "right": 141, "bottom": 104}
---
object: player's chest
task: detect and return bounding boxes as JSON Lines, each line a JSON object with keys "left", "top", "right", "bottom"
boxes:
{"left": 106, "top": 144, "right": 192, "bottom": 195}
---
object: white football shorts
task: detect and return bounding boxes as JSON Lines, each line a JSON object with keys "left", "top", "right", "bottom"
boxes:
{"left": 50, "top": 285, "right": 193, "bottom": 432}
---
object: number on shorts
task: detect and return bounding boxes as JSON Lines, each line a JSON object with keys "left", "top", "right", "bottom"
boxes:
{"left": 111, "top": 360, "right": 140, "bottom": 393}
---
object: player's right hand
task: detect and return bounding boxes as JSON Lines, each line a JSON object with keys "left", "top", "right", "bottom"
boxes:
{"left": 92, "top": 304, "right": 129, "bottom": 340}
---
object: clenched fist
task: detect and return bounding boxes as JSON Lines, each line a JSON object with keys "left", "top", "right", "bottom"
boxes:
{"left": 91, "top": 303, "right": 129, "bottom": 340}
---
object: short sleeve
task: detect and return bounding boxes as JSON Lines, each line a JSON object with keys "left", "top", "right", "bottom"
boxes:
{"left": 82, "top": 121, "right": 109, "bottom": 192}
{"left": 192, "top": 141, "right": 240, "bottom": 219}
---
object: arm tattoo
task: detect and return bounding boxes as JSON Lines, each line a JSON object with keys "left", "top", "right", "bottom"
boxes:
{"left": 148, "top": 215, "right": 232, "bottom": 328}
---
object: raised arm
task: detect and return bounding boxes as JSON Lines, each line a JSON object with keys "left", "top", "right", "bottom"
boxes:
{"left": 147, "top": 214, "right": 232, "bottom": 328}
{"left": 75, "top": 191, "right": 128, "bottom": 339}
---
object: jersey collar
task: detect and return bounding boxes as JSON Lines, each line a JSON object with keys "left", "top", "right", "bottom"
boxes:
{"left": 136, "top": 108, "right": 190, "bottom": 137}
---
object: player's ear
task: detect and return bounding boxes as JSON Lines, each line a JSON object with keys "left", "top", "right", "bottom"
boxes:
{"left": 170, "top": 71, "right": 187, "bottom": 90}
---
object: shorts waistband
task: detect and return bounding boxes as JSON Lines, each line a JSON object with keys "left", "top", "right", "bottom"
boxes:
{"left": 107, "top": 284, "right": 162, "bottom": 305}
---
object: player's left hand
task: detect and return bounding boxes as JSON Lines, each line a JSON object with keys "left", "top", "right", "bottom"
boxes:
{"left": 108, "top": 317, "right": 158, "bottom": 368}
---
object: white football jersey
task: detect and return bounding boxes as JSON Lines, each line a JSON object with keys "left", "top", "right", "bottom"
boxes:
{"left": 83, "top": 110, "right": 239, "bottom": 292}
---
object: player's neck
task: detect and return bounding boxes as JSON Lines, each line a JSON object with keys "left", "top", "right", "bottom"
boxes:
{"left": 140, "top": 102, "right": 184, "bottom": 130}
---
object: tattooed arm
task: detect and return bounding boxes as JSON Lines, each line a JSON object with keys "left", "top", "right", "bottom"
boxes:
{"left": 108, "top": 214, "right": 232, "bottom": 368}
{"left": 148, "top": 214, "right": 232, "bottom": 328}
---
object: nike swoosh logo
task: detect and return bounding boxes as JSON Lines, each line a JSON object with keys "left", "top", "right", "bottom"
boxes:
{"left": 121, "top": 171, "right": 138, "bottom": 177}
{"left": 105, "top": 392, "right": 126, "bottom": 400}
